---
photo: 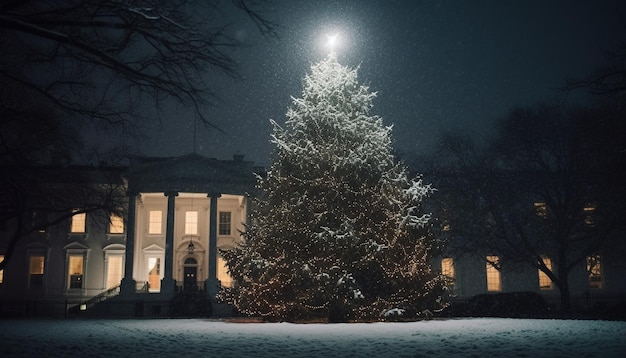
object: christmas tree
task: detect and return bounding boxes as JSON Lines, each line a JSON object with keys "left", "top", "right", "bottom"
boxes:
{"left": 219, "top": 54, "right": 447, "bottom": 322}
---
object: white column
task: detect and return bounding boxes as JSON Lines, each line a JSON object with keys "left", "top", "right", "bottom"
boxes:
{"left": 120, "top": 192, "right": 137, "bottom": 295}
{"left": 161, "top": 191, "right": 177, "bottom": 295}
{"left": 205, "top": 193, "right": 221, "bottom": 296}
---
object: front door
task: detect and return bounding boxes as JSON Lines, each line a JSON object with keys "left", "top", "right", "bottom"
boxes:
{"left": 183, "top": 258, "right": 197, "bottom": 292}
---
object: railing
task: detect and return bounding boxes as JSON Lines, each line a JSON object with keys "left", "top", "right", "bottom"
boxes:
{"left": 83, "top": 284, "right": 121, "bottom": 306}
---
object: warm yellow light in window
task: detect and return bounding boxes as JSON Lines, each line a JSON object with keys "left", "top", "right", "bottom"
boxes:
{"left": 109, "top": 214, "right": 124, "bottom": 234}
{"left": 68, "top": 255, "right": 84, "bottom": 289}
{"left": 71, "top": 210, "right": 86, "bottom": 233}
{"left": 185, "top": 211, "right": 198, "bottom": 235}
{"left": 441, "top": 257, "right": 454, "bottom": 286}
{"left": 148, "top": 211, "right": 162, "bottom": 234}
{"left": 106, "top": 255, "right": 123, "bottom": 289}
{"left": 30, "top": 255, "right": 44, "bottom": 274}
{"left": 218, "top": 255, "right": 233, "bottom": 288}
{"left": 148, "top": 257, "right": 161, "bottom": 292}
{"left": 486, "top": 255, "right": 501, "bottom": 291}
{"left": 0, "top": 255, "right": 4, "bottom": 283}
{"left": 538, "top": 256, "right": 553, "bottom": 290}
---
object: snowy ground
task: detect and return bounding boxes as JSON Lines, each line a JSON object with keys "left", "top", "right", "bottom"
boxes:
{"left": 1, "top": 318, "right": 625, "bottom": 357}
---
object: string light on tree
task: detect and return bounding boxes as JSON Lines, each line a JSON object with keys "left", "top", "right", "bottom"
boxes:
{"left": 218, "top": 38, "right": 448, "bottom": 322}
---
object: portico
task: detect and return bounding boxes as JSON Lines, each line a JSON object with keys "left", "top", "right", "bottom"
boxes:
{"left": 119, "top": 153, "right": 256, "bottom": 300}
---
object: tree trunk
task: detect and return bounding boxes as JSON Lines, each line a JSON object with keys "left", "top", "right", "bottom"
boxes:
{"left": 557, "top": 273, "right": 572, "bottom": 315}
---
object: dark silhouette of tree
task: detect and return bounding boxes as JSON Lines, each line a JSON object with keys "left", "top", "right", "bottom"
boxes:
{"left": 0, "top": 87, "right": 128, "bottom": 271}
{"left": 565, "top": 43, "right": 626, "bottom": 100}
{"left": 431, "top": 103, "right": 626, "bottom": 314}
{"left": 0, "top": 0, "right": 274, "bottom": 271}
{"left": 0, "top": 0, "right": 275, "bottom": 131}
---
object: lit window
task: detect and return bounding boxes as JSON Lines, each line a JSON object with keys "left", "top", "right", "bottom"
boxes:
{"left": 486, "top": 255, "right": 501, "bottom": 291}
{"left": 109, "top": 214, "right": 124, "bottom": 234}
{"left": 68, "top": 255, "right": 84, "bottom": 289}
{"left": 106, "top": 255, "right": 123, "bottom": 289}
{"left": 185, "top": 211, "right": 198, "bottom": 235}
{"left": 148, "top": 257, "right": 161, "bottom": 292}
{"left": 441, "top": 258, "right": 455, "bottom": 287}
{"left": 71, "top": 210, "right": 86, "bottom": 233}
{"left": 534, "top": 202, "right": 547, "bottom": 218}
{"left": 148, "top": 211, "right": 162, "bottom": 234}
{"left": 587, "top": 255, "right": 603, "bottom": 289}
{"left": 0, "top": 254, "right": 4, "bottom": 284}
{"left": 219, "top": 212, "right": 231, "bottom": 235}
{"left": 584, "top": 205, "right": 596, "bottom": 226}
{"left": 538, "top": 256, "right": 553, "bottom": 290}
{"left": 29, "top": 255, "right": 45, "bottom": 288}
{"left": 218, "top": 255, "right": 233, "bottom": 288}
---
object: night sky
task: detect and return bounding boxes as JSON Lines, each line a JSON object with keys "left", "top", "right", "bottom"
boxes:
{"left": 138, "top": 0, "right": 625, "bottom": 167}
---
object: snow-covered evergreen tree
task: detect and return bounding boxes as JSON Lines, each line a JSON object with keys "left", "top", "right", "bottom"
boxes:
{"left": 219, "top": 54, "right": 447, "bottom": 322}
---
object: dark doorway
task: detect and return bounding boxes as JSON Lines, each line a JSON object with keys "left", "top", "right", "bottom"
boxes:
{"left": 183, "top": 258, "right": 198, "bottom": 292}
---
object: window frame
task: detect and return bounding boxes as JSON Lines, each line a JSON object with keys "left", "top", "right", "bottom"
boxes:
{"left": 148, "top": 210, "right": 163, "bottom": 235}
{"left": 109, "top": 213, "right": 125, "bottom": 234}
{"left": 538, "top": 256, "right": 553, "bottom": 290}
{"left": 441, "top": 257, "right": 455, "bottom": 288}
{"left": 28, "top": 254, "right": 45, "bottom": 289}
{"left": 70, "top": 209, "right": 87, "bottom": 233}
{"left": 68, "top": 254, "right": 85, "bottom": 289}
{"left": 486, "top": 255, "right": 502, "bottom": 292}
{"left": 185, "top": 210, "right": 199, "bottom": 235}
{"left": 219, "top": 211, "right": 231, "bottom": 236}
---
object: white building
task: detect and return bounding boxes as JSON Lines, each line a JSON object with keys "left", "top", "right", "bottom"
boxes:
{"left": 0, "top": 153, "right": 257, "bottom": 317}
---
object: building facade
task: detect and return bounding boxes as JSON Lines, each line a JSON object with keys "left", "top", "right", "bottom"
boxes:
{"left": 0, "top": 153, "right": 257, "bottom": 317}
{"left": 1, "top": 154, "right": 624, "bottom": 317}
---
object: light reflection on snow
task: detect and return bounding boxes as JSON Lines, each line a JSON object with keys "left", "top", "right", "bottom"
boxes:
{"left": 1, "top": 318, "right": 625, "bottom": 357}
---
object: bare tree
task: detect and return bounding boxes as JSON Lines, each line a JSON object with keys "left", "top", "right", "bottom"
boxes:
{"left": 431, "top": 103, "right": 626, "bottom": 313}
{"left": 565, "top": 43, "right": 626, "bottom": 100}
{"left": 0, "top": 0, "right": 275, "bottom": 131}
{"left": 0, "top": 0, "right": 274, "bottom": 270}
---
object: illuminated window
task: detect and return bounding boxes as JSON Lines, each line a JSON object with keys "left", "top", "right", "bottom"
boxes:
{"left": 71, "top": 210, "right": 86, "bottom": 233}
{"left": 106, "top": 255, "right": 123, "bottom": 289}
{"left": 534, "top": 202, "right": 547, "bottom": 218}
{"left": 584, "top": 204, "right": 596, "bottom": 226}
{"left": 441, "top": 258, "right": 455, "bottom": 287}
{"left": 538, "top": 256, "right": 553, "bottom": 290}
{"left": 148, "top": 211, "right": 162, "bottom": 234}
{"left": 148, "top": 257, "right": 161, "bottom": 292}
{"left": 29, "top": 255, "right": 45, "bottom": 288}
{"left": 587, "top": 254, "right": 603, "bottom": 289}
{"left": 219, "top": 212, "right": 231, "bottom": 235}
{"left": 68, "top": 255, "right": 84, "bottom": 289}
{"left": 0, "top": 254, "right": 4, "bottom": 284}
{"left": 218, "top": 255, "right": 233, "bottom": 288}
{"left": 109, "top": 214, "right": 124, "bottom": 234}
{"left": 486, "top": 255, "right": 501, "bottom": 291}
{"left": 185, "top": 211, "right": 198, "bottom": 235}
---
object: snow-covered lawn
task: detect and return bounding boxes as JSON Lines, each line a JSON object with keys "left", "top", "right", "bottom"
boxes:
{"left": 1, "top": 318, "right": 625, "bottom": 357}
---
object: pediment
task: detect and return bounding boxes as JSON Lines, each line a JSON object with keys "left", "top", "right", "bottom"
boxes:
{"left": 143, "top": 244, "right": 164, "bottom": 253}
{"left": 63, "top": 241, "right": 89, "bottom": 250}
